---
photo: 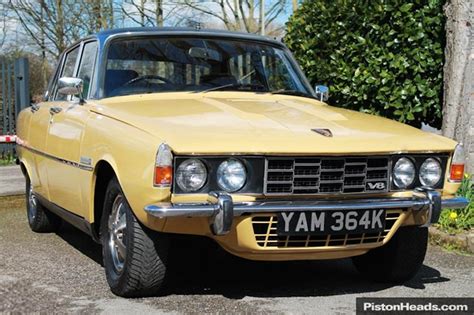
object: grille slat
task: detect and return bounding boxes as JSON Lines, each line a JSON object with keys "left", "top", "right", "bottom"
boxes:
{"left": 265, "top": 156, "right": 389, "bottom": 195}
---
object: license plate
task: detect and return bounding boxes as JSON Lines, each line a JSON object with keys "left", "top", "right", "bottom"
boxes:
{"left": 277, "top": 210, "right": 386, "bottom": 235}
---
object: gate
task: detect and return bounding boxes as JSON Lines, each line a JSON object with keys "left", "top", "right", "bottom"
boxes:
{"left": 0, "top": 58, "right": 30, "bottom": 159}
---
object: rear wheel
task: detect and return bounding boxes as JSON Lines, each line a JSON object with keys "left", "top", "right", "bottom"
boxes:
{"left": 352, "top": 226, "right": 428, "bottom": 283}
{"left": 25, "top": 176, "right": 61, "bottom": 232}
{"left": 101, "top": 177, "right": 169, "bottom": 297}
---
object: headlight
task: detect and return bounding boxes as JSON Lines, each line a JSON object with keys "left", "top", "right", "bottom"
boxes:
{"left": 420, "top": 158, "right": 442, "bottom": 187}
{"left": 217, "top": 159, "right": 247, "bottom": 192}
{"left": 176, "top": 159, "right": 207, "bottom": 192}
{"left": 393, "top": 157, "right": 416, "bottom": 188}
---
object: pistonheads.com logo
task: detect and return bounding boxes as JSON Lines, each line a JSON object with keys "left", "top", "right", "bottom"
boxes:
{"left": 356, "top": 298, "right": 474, "bottom": 315}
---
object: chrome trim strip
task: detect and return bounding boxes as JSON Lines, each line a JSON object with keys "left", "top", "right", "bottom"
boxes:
{"left": 144, "top": 193, "right": 468, "bottom": 219}
{"left": 17, "top": 144, "right": 93, "bottom": 171}
{"left": 171, "top": 151, "right": 453, "bottom": 157}
{"left": 439, "top": 197, "right": 469, "bottom": 209}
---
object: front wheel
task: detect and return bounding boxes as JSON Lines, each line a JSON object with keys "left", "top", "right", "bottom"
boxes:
{"left": 101, "top": 177, "right": 169, "bottom": 297}
{"left": 352, "top": 226, "right": 428, "bottom": 283}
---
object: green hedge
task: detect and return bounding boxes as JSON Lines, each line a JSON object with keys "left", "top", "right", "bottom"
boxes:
{"left": 285, "top": 0, "right": 445, "bottom": 128}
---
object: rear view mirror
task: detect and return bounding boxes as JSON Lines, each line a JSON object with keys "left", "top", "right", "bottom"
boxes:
{"left": 188, "top": 47, "right": 221, "bottom": 62}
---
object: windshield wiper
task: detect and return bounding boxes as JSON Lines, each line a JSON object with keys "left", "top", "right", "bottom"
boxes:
{"left": 270, "top": 89, "right": 315, "bottom": 99}
{"left": 202, "top": 83, "right": 267, "bottom": 93}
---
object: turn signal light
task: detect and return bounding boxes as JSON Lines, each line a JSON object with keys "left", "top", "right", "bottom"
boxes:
{"left": 155, "top": 167, "right": 172, "bottom": 186}
{"left": 449, "top": 144, "right": 465, "bottom": 182}
{"left": 154, "top": 143, "right": 173, "bottom": 187}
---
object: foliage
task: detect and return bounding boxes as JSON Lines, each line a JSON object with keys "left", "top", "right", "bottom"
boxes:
{"left": 438, "top": 174, "right": 474, "bottom": 233}
{"left": 285, "top": 0, "right": 446, "bottom": 128}
{"left": 0, "top": 152, "right": 15, "bottom": 166}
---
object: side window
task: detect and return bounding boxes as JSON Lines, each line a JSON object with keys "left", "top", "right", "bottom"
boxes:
{"left": 77, "top": 41, "right": 98, "bottom": 98}
{"left": 55, "top": 46, "right": 80, "bottom": 100}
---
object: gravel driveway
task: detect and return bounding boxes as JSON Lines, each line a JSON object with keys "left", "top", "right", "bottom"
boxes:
{"left": 1, "top": 196, "right": 473, "bottom": 314}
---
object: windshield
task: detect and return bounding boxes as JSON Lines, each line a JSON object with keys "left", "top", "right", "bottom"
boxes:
{"left": 104, "top": 37, "right": 313, "bottom": 98}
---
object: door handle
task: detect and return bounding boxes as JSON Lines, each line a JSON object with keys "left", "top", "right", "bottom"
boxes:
{"left": 49, "top": 106, "right": 62, "bottom": 115}
{"left": 31, "top": 104, "right": 40, "bottom": 113}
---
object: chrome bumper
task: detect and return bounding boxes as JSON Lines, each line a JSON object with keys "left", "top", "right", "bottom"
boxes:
{"left": 144, "top": 188, "right": 468, "bottom": 235}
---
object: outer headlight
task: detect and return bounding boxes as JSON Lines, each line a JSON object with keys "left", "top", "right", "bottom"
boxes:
{"left": 420, "top": 158, "right": 442, "bottom": 187}
{"left": 217, "top": 159, "right": 247, "bottom": 192}
{"left": 176, "top": 159, "right": 207, "bottom": 192}
{"left": 393, "top": 157, "right": 416, "bottom": 188}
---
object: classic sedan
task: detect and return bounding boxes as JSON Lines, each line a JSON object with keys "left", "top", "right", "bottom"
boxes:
{"left": 16, "top": 28, "right": 468, "bottom": 297}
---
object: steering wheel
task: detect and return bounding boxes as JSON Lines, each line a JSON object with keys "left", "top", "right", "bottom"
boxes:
{"left": 124, "top": 74, "right": 173, "bottom": 86}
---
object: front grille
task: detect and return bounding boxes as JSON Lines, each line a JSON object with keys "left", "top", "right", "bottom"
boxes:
{"left": 252, "top": 210, "right": 402, "bottom": 248}
{"left": 264, "top": 156, "right": 389, "bottom": 195}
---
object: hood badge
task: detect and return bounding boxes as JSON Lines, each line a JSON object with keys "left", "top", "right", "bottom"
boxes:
{"left": 311, "top": 128, "right": 333, "bottom": 137}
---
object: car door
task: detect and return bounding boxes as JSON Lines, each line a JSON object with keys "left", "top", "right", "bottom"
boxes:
{"left": 45, "top": 41, "right": 98, "bottom": 217}
{"left": 26, "top": 101, "right": 55, "bottom": 199}
{"left": 23, "top": 48, "right": 70, "bottom": 200}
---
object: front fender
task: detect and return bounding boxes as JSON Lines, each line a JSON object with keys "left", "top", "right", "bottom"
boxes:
{"left": 82, "top": 110, "right": 168, "bottom": 231}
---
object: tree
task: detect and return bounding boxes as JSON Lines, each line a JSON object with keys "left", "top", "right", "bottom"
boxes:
{"left": 9, "top": 0, "right": 82, "bottom": 58}
{"left": 0, "top": 3, "right": 8, "bottom": 50}
{"left": 8, "top": 0, "right": 118, "bottom": 58}
{"left": 180, "top": 0, "right": 288, "bottom": 35}
{"left": 121, "top": 0, "right": 179, "bottom": 27}
{"left": 442, "top": 0, "right": 473, "bottom": 172}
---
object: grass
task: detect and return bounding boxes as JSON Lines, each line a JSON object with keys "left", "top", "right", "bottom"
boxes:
{"left": 437, "top": 173, "right": 473, "bottom": 234}
{"left": 0, "top": 153, "right": 16, "bottom": 166}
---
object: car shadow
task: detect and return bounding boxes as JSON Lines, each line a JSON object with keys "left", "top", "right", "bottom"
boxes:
{"left": 55, "top": 223, "right": 450, "bottom": 299}
{"left": 56, "top": 221, "right": 103, "bottom": 266}
{"left": 164, "top": 236, "right": 450, "bottom": 299}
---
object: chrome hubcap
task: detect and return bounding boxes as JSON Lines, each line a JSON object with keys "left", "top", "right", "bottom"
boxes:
{"left": 28, "top": 184, "right": 37, "bottom": 222}
{"left": 108, "top": 195, "right": 127, "bottom": 273}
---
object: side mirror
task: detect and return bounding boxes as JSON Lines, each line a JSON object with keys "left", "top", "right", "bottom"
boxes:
{"left": 58, "top": 77, "right": 85, "bottom": 104}
{"left": 315, "top": 85, "right": 329, "bottom": 102}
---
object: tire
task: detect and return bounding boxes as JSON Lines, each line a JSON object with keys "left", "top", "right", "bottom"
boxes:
{"left": 101, "top": 177, "right": 169, "bottom": 297}
{"left": 352, "top": 226, "right": 428, "bottom": 283}
{"left": 25, "top": 175, "right": 61, "bottom": 233}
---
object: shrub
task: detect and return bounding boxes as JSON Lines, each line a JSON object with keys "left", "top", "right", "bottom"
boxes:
{"left": 438, "top": 174, "right": 473, "bottom": 233}
{"left": 285, "top": 0, "right": 445, "bottom": 128}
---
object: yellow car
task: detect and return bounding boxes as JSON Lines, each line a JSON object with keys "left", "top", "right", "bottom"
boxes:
{"left": 16, "top": 28, "right": 468, "bottom": 297}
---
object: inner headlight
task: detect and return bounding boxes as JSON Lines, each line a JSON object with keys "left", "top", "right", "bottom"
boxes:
{"left": 176, "top": 159, "right": 207, "bottom": 192}
{"left": 420, "top": 158, "right": 442, "bottom": 187}
{"left": 217, "top": 159, "right": 247, "bottom": 192}
{"left": 393, "top": 157, "right": 416, "bottom": 188}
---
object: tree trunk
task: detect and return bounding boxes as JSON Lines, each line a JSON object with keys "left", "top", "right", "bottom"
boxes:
{"left": 155, "top": 0, "right": 163, "bottom": 27}
{"left": 91, "top": 0, "right": 102, "bottom": 32}
{"left": 140, "top": 0, "right": 146, "bottom": 26}
{"left": 442, "top": 0, "right": 473, "bottom": 173}
{"left": 292, "top": 0, "right": 298, "bottom": 12}
{"left": 55, "top": 0, "right": 65, "bottom": 53}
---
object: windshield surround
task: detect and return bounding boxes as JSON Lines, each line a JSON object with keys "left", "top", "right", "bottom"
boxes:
{"left": 98, "top": 34, "right": 314, "bottom": 99}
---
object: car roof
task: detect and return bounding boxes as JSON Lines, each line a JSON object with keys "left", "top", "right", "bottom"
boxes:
{"left": 79, "top": 27, "right": 285, "bottom": 50}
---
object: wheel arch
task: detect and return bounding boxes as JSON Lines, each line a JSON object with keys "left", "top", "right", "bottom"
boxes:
{"left": 92, "top": 159, "right": 118, "bottom": 241}
{"left": 19, "top": 158, "right": 33, "bottom": 182}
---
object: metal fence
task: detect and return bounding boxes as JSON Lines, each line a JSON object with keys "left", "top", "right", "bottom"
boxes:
{"left": 0, "top": 58, "right": 29, "bottom": 158}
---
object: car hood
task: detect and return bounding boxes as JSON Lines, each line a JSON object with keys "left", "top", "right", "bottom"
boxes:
{"left": 95, "top": 92, "right": 456, "bottom": 154}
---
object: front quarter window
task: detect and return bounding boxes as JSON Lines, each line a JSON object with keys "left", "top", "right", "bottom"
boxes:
{"left": 77, "top": 41, "right": 98, "bottom": 98}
